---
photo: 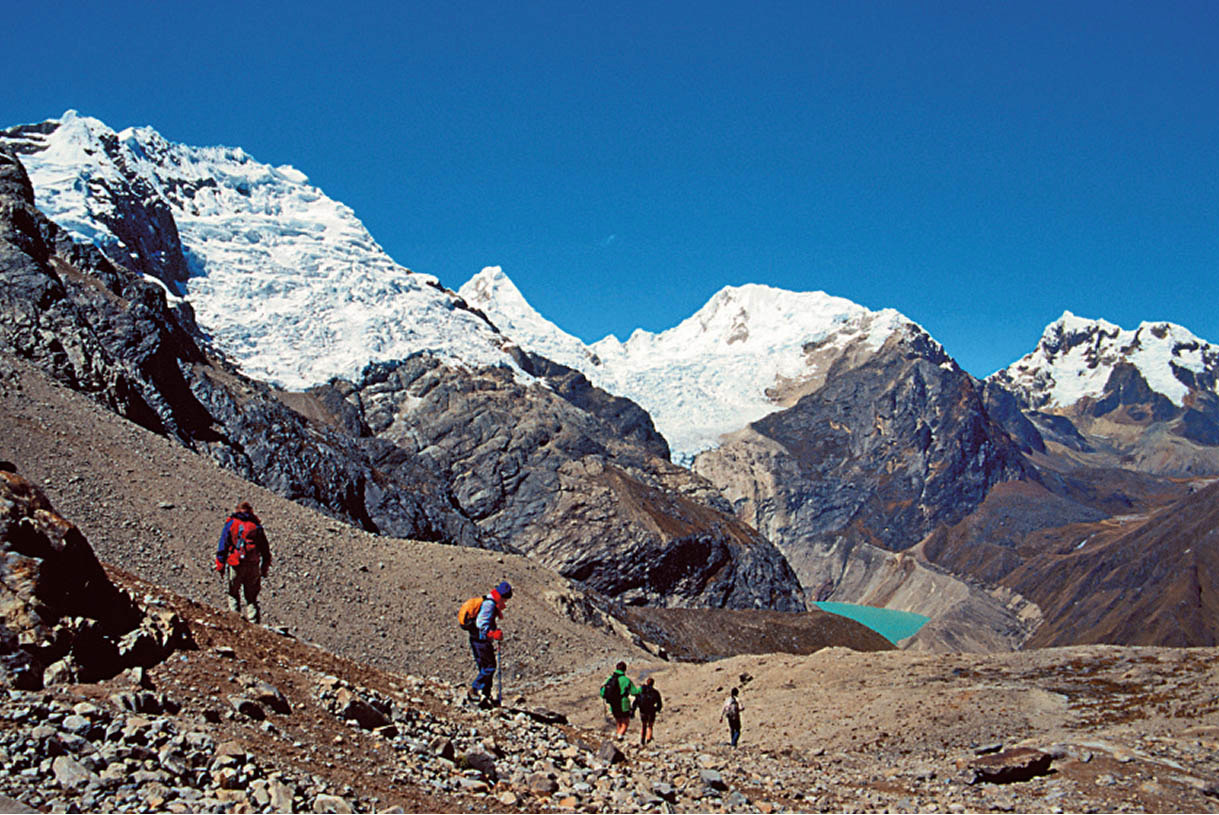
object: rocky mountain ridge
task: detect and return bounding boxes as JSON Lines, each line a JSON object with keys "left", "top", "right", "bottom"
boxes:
{"left": 989, "top": 311, "right": 1219, "bottom": 477}
{"left": 5, "top": 111, "right": 1218, "bottom": 652}
{"left": 0, "top": 144, "right": 803, "bottom": 611}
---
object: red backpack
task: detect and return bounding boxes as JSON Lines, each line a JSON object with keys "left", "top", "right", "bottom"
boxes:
{"left": 226, "top": 517, "right": 260, "bottom": 566}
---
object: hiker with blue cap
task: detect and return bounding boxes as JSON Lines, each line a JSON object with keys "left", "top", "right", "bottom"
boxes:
{"left": 458, "top": 581, "right": 512, "bottom": 707}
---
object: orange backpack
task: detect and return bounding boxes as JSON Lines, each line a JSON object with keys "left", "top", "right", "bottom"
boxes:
{"left": 457, "top": 596, "right": 484, "bottom": 630}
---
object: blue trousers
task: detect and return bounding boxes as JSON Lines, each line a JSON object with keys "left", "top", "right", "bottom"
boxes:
{"left": 470, "top": 637, "right": 496, "bottom": 696}
{"left": 728, "top": 719, "right": 741, "bottom": 747}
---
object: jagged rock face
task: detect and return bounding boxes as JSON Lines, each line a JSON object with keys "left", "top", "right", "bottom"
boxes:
{"left": 0, "top": 146, "right": 482, "bottom": 547}
{"left": 694, "top": 330, "right": 1029, "bottom": 601}
{"left": 507, "top": 349, "right": 671, "bottom": 461}
{"left": 317, "top": 356, "right": 806, "bottom": 610}
{"left": 0, "top": 470, "right": 191, "bottom": 687}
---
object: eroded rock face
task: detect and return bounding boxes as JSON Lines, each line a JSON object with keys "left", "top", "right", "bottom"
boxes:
{"left": 0, "top": 470, "right": 189, "bottom": 688}
{"left": 314, "top": 357, "right": 807, "bottom": 610}
{"left": 694, "top": 330, "right": 1029, "bottom": 603}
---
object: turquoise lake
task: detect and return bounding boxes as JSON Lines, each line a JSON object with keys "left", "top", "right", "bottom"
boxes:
{"left": 814, "top": 601, "right": 930, "bottom": 644}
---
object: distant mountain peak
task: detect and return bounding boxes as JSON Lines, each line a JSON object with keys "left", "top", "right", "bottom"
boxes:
{"left": 461, "top": 269, "right": 934, "bottom": 462}
{"left": 992, "top": 312, "right": 1219, "bottom": 409}
{"left": 2, "top": 112, "right": 519, "bottom": 390}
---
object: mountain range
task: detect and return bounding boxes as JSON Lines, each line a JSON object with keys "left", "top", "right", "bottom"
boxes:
{"left": 3, "top": 111, "right": 1218, "bottom": 650}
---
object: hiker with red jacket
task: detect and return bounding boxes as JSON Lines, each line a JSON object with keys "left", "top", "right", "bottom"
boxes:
{"left": 214, "top": 501, "right": 272, "bottom": 623}
{"left": 462, "top": 581, "right": 511, "bottom": 707}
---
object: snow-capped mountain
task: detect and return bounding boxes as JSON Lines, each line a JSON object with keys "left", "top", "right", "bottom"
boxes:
{"left": 1, "top": 111, "right": 517, "bottom": 389}
{"left": 460, "top": 267, "right": 927, "bottom": 462}
{"left": 990, "top": 311, "right": 1219, "bottom": 410}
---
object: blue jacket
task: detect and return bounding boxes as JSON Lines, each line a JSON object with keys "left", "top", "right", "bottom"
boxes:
{"left": 474, "top": 597, "right": 499, "bottom": 639}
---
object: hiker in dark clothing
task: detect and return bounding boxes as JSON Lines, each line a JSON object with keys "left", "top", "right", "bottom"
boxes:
{"left": 600, "top": 661, "right": 640, "bottom": 740}
{"left": 214, "top": 501, "right": 272, "bottom": 623}
{"left": 465, "top": 581, "right": 511, "bottom": 706}
{"left": 632, "top": 676, "right": 662, "bottom": 746}
{"left": 721, "top": 687, "right": 743, "bottom": 747}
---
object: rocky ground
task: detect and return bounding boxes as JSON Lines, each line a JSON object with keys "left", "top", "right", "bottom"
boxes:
{"left": 3, "top": 353, "right": 1219, "bottom": 813}
{"left": 3, "top": 567, "right": 1218, "bottom": 814}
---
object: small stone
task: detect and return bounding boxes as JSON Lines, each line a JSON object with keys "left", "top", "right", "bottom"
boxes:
{"left": 313, "top": 794, "right": 353, "bottom": 813}
{"left": 528, "top": 772, "right": 559, "bottom": 795}
{"left": 428, "top": 737, "right": 455, "bottom": 762}
{"left": 52, "top": 755, "right": 99, "bottom": 791}
{"left": 267, "top": 779, "right": 295, "bottom": 812}
{"left": 497, "top": 790, "right": 519, "bottom": 805}
{"left": 227, "top": 695, "right": 265, "bottom": 721}
{"left": 60, "top": 715, "right": 91, "bottom": 735}
{"left": 596, "top": 740, "right": 625, "bottom": 765}
{"left": 699, "top": 769, "right": 728, "bottom": 791}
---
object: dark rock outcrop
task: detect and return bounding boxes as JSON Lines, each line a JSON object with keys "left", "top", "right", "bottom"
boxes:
{"left": 312, "top": 356, "right": 806, "bottom": 610}
{"left": 0, "top": 470, "right": 191, "bottom": 688}
{"left": 694, "top": 329, "right": 1030, "bottom": 599}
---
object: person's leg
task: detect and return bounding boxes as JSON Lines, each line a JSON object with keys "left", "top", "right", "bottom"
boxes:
{"left": 242, "top": 562, "right": 262, "bottom": 623}
{"left": 471, "top": 639, "right": 496, "bottom": 698}
{"left": 226, "top": 568, "right": 242, "bottom": 615}
{"left": 730, "top": 723, "right": 740, "bottom": 747}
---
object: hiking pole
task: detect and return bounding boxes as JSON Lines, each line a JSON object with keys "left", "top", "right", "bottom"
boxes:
{"left": 496, "top": 638, "right": 504, "bottom": 706}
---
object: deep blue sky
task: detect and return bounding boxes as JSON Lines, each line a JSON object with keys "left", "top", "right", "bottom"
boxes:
{"left": 6, "top": 0, "right": 1217, "bottom": 375}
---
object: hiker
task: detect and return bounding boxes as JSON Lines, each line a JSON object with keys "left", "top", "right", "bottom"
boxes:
{"left": 214, "top": 501, "right": 272, "bottom": 623}
{"left": 459, "top": 581, "right": 511, "bottom": 707}
{"left": 720, "top": 687, "right": 743, "bottom": 747}
{"left": 599, "top": 661, "right": 640, "bottom": 740}
{"left": 632, "top": 676, "right": 662, "bottom": 746}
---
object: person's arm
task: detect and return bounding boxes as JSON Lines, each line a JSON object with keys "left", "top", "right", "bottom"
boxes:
{"left": 256, "top": 525, "right": 271, "bottom": 572}
{"left": 656, "top": 692, "right": 663, "bottom": 714}
{"left": 215, "top": 520, "right": 231, "bottom": 570}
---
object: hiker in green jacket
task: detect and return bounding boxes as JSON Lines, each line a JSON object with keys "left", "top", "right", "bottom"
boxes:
{"left": 599, "top": 661, "right": 640, "bottom": 740}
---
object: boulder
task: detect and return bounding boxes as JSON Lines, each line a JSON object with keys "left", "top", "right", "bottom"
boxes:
{"left": 965, "top": 748, "right": 1054, "bottom": 785}
{"left": 464, "top": 751, "right": 498, "bottom": 783}
{"left": 313, "top": 794, "right": 354, "bottom": 814}
{"left": 52, "top": 754, "right": 100, "bottom": 791}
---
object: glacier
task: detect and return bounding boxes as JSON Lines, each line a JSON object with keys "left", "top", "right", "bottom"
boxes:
{"left": 2, "top": 111, "right": 519, "bottom": 390}
{"left": 460, "top": 267, "right": 927, "bottom": 463}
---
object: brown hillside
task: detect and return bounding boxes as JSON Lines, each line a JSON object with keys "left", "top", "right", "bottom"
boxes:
{"left": 0, "top": 351, "right": 644, "bottom": 685}
{"left": 1013, "top": 481, "right": 1219, "bottom": 648}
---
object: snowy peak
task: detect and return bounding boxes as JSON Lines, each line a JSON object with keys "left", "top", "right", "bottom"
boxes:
{"left": 459, "top": 267, "right": 601, "bottom": 372}
{"left": 992, "top": 311, "right": 1219, "bottom": 409}
{"left": 460, "top": 270, "right": 938, "bottom": 463}
{"left": 2, "top": 112, "right": 519, "bottom": 390}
